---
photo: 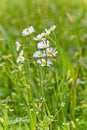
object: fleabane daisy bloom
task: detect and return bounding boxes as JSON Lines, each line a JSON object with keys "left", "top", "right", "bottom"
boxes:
{"left": 16, "top": 50, "right": 25, "bottom": 63}
{"left": 22, "top": 26, "right": 35, "bottom": 36}
{"left": 16, "top": 41, "right": 20, "bottom": 51}
{"left": 41, "top": 32, "right": 46, "bottom": 37}
{"left": 34, "top": 34, "right": 43, "bottom": 41}
{"left": 49, "top": 25, "right": 56, "bottom": 32}
{"left": 37, "top": 39, "right": 50, "bottom": 49}
{"left": 37, "top": 58, "right": 52, "bottom": 67}
{"left": 33, "top": 50, "right": 45, "bottom": 58}
{"left": 46, "top": 47, "right": 58, "bottom": 57}
{"left": 44, "top": 28, "right": 51, "bottom": 36}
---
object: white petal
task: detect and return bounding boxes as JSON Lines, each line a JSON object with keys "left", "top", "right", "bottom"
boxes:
{"left": 16, "top": 41, "right": 20, "bottom": 51}
{"left": 50, "top": 25, "right": 56, "bottom": 31}
{"left": 22, "top": 26, "right": 35, "bottom": 36}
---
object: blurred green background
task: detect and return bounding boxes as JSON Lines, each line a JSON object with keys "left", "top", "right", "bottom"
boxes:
{"left": 0, "top": 0, "right": 87, "bottom": 129}
{"left": 0, "top": 0, "right": 87, "bottom": 94}
{"left": 0, "top": 0, "right": 87, "bottom": 99}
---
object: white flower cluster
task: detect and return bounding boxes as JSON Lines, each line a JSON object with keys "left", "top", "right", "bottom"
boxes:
{"left": 16, "top": 25, "right": 57, "bottom": 67}
{"left": 16, "top": 41, "right": 25, "bottom": 63}
{"left": 34, "top": 25, "right": 56, "bottom": 41}
{"left": 16, "top": 26, "right": 35, "bottom": 65}
{"left": 33, "top": 25, "right": 58, "bottom": 67}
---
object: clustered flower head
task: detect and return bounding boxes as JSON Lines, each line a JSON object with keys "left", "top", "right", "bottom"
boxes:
{"left": 16, "top": 26, "right": 35, "bottom": 65}
{"left": 33, "top": 25, "right": 58, "bottom": 67}
{"left": 16, "top": 25, "right": 57, "bottom": 67}
{"left": 34, "top": 25, "right": 56, "bottom": 41}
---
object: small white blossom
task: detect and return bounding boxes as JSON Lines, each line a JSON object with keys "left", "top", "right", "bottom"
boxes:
{"left": 33, "top": 50, "right": 45, "bottom": 58}
{"left": 16, "top": 41, "right": 20, "bottom": 51}
{"left": 49, "top": 25, "right": 56, "bottom": 32}
{"left": 44, "top": 28, "right": 51, "bottom": 36}
{"left": 46, "top": 47, "right": 58, "bottom": 57}
{"left": 34, "top": 34, "right": 43, "bottom": 41}
{"left": 37, "top": 39, "right": 50, "bottom": 49}
{"left": 41, "top": 32, "right": 45, "bottom": 37}
{"left": 37, "top": 58, "right": 52, "bottom": 67}
{"left": 22, "top": 26, "right": 35, "bottom": 36}
{"left": 16, "top": 50, "right": 25, "bottom": 63}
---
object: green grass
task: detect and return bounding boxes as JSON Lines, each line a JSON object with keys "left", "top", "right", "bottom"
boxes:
{"left": 0, "top": 0, "right": 87, "bottom": 129}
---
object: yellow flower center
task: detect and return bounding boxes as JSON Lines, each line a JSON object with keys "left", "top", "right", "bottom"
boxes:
{"left": 42, "top": 61, "right": 46, "bottom": 65}
{"left": 38, "top": 53, "right": 43, "bottom": 57}
{"left": 47, "top": 51, "right": 53, "bottom": 55}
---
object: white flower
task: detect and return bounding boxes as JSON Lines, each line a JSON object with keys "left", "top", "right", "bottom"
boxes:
{"left": 37, "top": 58, "right": 52, "bottom": 67}
{"left": 16, "top": 41, "right": 20, "bottom": 51}
{"left": 34, "top": 32, "right": 46, "bottom": 41}
{"left": 46, "top": 47, "right": 58, "bottom": 57}
{"left": 41, "top": 32, "right": 45, "bottom": 37}
{"left": 49, "top": 25, "right": 56, "bottom": 32}
{"left": 37, "top": 39, "right": 50, "bottom": 49}
{"left": 34, "top": 34, "right": 43, "bottom": 41}
{"left": 44, "top": 28, "right": 51, "bottom": 36}
{"left": 22, "top": 26, "right": 35, "bottom": 36}
{"left": 16, "top": 50, "right": 25, "bottom": 63}
{"left": 33, "top": 50, "right": 45, "bottom": 58}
